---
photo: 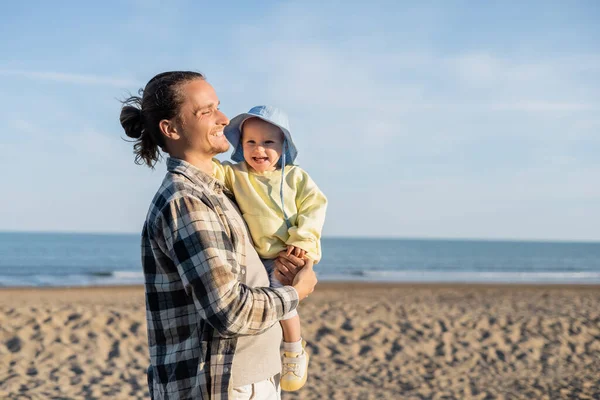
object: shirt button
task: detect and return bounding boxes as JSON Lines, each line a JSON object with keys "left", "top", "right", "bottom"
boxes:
{"left": 223, "top": 367, "right": 229, "bottom": 373}
{"left": 241, "top": 269, "right": 246, "bottom": 274}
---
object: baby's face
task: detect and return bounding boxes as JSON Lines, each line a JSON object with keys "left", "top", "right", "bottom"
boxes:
{"left": 241, "top": 118, "right": 284, "bottom": 173}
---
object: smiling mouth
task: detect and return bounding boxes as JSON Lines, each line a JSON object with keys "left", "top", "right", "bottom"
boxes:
{"left": 252, "top": 157, "right": 269, "bottom": 164}
{"left": 211, "top": 130, "right": 224, "bottom": 137}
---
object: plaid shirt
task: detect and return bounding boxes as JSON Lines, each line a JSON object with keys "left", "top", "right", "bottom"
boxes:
{"left": 142, "top": 157, "right": 299, "bottom": 400}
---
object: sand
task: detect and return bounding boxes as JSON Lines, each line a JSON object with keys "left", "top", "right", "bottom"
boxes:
{"left": 1, "top": 283, "right": 599, "bottom": 399}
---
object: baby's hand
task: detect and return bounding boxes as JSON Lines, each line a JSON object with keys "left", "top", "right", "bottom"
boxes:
{"left": 286, "top": 245, "right": 307, "bottom": 259}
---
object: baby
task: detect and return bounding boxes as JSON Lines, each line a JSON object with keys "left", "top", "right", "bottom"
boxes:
{"left": 213, "top": 105, "right": 327, "bottom": 392}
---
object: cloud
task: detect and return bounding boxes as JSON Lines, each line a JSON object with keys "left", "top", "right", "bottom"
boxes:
{"left": 227, "top": 28, "right": 600, "bottom": 163}
{"left": 222, "top": 20, "right": 600, "bottom": 177}
{"left": 225, "top": 6, "right": 600, "bottom": 117}
{"left": 219, "top": 7, "right": 600, "bottom": 234}
{"left": 11, "top": 119, "right": 37, "bottom": 134}
{"left": 228, "top": 21, "right": 600, "bottom": 115}
{"left": 487, "top": 102, "right": 600, "bottom": 112}
{"left": 446, "top": 52, "right": 600, "bottom": 103}
{"left": 447, "top": 53, "right": 556, "bottom": 87}
{"left": 4, "top": 113, "right": 129, "bottom": 170}
{"left": 0, "top": 69, "right": 141, "bottom": 87}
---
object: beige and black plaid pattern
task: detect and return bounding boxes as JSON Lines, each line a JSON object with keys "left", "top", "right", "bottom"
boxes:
{"left": 142, "top": 158, "right": 299, "bottom": 399}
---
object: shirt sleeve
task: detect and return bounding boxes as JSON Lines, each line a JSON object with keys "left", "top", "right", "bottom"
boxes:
{"left": 155, "top": 194, "right": 299, "bottom": 339}
{"left": 286, "top": 170, "right": 328, "bottom": 262}
{"left": 212, "top": 159, "right": 235, "bottom": 193}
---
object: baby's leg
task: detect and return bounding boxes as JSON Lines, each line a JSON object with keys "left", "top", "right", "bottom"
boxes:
{"left": 263, "top": 258, "right": 310, "bottom": 391}
{"left": 281, "top": 312, "right": 301, "bottom": 343}
{"left": 263, "top": 258, "right": 304, "bottom": 349}
{"left": 280, "top": 309, "right": 308, "bottom": 391}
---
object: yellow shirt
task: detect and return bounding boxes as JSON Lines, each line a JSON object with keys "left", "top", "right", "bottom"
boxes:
{"left": 213, "top": 160, "right": 327, "bottom": 262}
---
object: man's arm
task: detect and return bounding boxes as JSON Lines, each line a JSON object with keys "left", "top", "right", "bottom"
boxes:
{"left": 156, "top": 194, "right": 299, "bottom": 339}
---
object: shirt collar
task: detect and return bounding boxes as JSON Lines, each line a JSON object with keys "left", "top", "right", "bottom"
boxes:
{"left": 166, "top": 157, "right": 226, "bottom": 192}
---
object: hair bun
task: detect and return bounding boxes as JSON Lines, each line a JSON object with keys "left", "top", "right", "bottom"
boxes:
{"left": 120, "top": 105, "right": 144, "bottom": 139}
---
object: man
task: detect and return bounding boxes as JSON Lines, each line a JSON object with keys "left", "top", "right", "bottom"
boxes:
{"left": 119, "top": 71, "right": 317, "bottom": 399}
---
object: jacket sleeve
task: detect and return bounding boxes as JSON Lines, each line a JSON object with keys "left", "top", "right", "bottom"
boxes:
{"left": 286, "top": 170, "right": 328, "bottom": 262}
{"left": 155, "top": 194, "right": 299, "bottom": 338}
{"left": 211, "top": 159, "right": 236, "bottom": 193}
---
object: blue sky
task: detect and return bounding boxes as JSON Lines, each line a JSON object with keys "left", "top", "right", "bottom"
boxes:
{"left": 1, "top": 1, "right": 598, "bottom": 241}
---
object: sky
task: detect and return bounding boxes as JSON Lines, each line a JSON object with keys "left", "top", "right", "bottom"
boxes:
{"left": 0, "top": 0, "right": 599, "bottom": 241}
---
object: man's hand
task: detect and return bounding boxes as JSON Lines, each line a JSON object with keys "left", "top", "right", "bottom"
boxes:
{"left": 292, "top": 257, "right": 317, "bottom": 300}
{"left": 274, "top": 251, "right": 306, "bottom": 286}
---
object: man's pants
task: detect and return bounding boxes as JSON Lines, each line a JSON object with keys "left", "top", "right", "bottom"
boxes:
{"left": 231, "top": 374, "right": 281, "bottom": 400}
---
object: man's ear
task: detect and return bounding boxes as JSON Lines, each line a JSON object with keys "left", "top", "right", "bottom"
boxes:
{"left": 159, "top": 119, "right": 181, "bottom": 141}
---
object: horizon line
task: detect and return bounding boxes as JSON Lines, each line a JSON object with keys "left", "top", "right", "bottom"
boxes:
{"left": 0, "top": 230, "right": 598, "bottom": 244}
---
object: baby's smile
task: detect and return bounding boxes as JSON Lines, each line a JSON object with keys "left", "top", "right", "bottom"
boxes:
{"left": 252, "top": 156, "right": 270, "bottom": 164}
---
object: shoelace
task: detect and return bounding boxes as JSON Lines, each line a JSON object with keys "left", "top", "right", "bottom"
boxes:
{"left": 283, "top": 361, "right": 300, "bottom": 375}
{"left": 282, "top": 355, "right": 303, "bottom": 375}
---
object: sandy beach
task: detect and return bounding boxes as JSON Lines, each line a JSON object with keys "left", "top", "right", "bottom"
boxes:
{"left": 1, "top": 283, "right": 599, "bottom": 399}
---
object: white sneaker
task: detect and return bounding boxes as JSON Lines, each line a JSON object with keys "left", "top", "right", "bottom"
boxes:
{"left": 280, "top": 342, "right": 309, "bottom": 392}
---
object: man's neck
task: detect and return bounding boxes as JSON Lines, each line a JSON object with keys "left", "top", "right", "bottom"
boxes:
{"left": 171, "top": 151, "right": 214, "bottom": 176}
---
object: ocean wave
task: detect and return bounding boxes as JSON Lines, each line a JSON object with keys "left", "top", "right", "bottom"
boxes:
{"left": 325, "top": 270, "right": 600, "bottom": 284}
{"left": 3, "top": 268, "right": 600, "bottom": 288}
{"left": 112, "top": 271, "right": 144, "bottom": 279}
{"left": 0, "top": 270, "right": 144, "bottom": 288}
{"left": 89, "top": 271, "right": 114, "bottom": 277}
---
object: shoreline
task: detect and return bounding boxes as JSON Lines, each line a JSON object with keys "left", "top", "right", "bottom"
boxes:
{"left": 2, "top": 281, "right": 600, "bottom": 292}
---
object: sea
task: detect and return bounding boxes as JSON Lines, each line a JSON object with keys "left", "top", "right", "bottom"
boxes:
{"left": 0, "top": 232, "right": 599, "bottom": 287}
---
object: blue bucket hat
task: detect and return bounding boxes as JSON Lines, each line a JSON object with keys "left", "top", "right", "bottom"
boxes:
{"left": 224, "top": 105, "right": 298, "bottom": 166}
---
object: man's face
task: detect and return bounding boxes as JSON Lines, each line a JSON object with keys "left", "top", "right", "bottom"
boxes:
{"left": 241, "top": 118, "right": 284, "bottom": 173}
{"left": 175, "top": 80, "right": 230, "bottom": 156}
